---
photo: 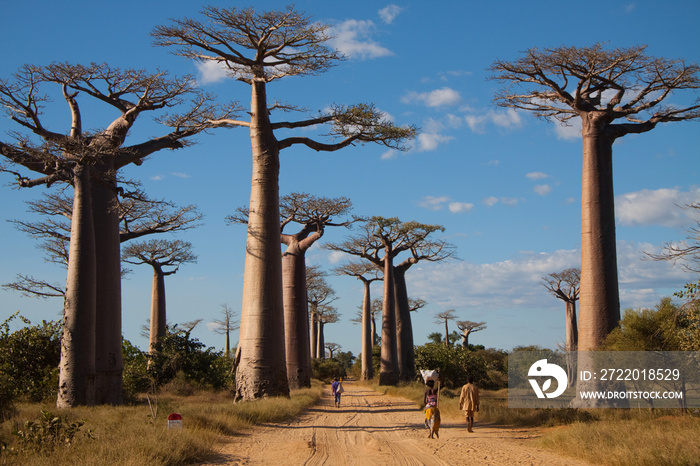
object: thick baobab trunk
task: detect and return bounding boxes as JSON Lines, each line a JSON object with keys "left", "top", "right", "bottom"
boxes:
{"left": 57, "top": 165, "right": 96, "bottom": 408}
{"left": 235, "top": 81, "right": 289, "bottom": 400}
{"left": 282, "top": 247, "right": 311, "bottom": 388}
{"left": 393, "top": 268, "right": 415, "bottom": 382}
{"left": 444, "top": 320, "right": 450, "bottom": 347}
{"left": 578, "top": 122, "right": 620, "bottom": 351}
{"left": 91, "top": 169, "right": 123, "bottom": 405}
{"left": 309, "top": 309, "right": 318, "bottom": 359}
{"left": 360, "top": 280, "right": 374, "bottom": 381}
{"left": 149, "top": 266, "right": 167, "bottom": 353}
{"left": 317, "top": 321, "right": 325, "bottom": 359}
{"left": 379, "top": 248, "right": 399, "bottom": 386}
{"left": 565, "top": 300, "right": 578, "bottom": 352}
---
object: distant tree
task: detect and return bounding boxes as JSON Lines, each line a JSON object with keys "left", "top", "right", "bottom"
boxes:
{"left": 0, "top": 62, "right": 228, "bottom": 407}
{"left": 335, "top": 261, "right": 382, "bottom": 380}
{"left": 210, "top": 303, "right": 239, "bottom": 358}
{"left": 490, "top": 43, "right": 700, "bottom": 351}
{"left": 122, "top": 239, "right": 197, "bottom": 354}
{"left": 153, "top": 5, "right": 416, "bottom": 401}
{"left": 434, "top": 310, "right": 458, "bottom": 348}
{"left": 455, "top": 320, "right": 486, "bottom": 348}
{"left": 306, "top": 267, "right": 338, "bottom": 359}
{"left": 542, "top": 268, "right": 580, "bottom": 352}
{"left": 325, "top": 342, "right": 341, "bottom": 359}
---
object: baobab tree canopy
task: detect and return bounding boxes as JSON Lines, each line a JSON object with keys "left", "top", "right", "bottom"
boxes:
{"left": 489, "top": 43, "right": 700, "bottom": 132}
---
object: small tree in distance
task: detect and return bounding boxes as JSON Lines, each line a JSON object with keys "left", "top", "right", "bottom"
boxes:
{"left": 210, "top": 303, "right": 239, "bottom": 358}
{"left": 542, "top": 268, "right": 581, "bottom": 352}
{"left": 456, "top": 320, "right": 486, "bottom": 348}
{"left": 434, "top": 310, "right": 458, "bottom": 348}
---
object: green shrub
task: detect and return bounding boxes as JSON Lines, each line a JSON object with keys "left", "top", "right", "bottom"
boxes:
{"left": 11, "top": 410, "right": 93, "bottom": 454}
{"left": 311, "top": 358, "right": 345, "bottom": 382}
{"left": 414, "top": 343, "right": 489, "bottom": 388}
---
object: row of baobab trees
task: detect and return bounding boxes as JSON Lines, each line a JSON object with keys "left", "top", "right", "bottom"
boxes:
{"left": 2, "top": 5, "right": 699, "bottom": 406}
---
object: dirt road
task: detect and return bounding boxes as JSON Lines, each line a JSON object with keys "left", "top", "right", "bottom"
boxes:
{"left": 202, "top": 380, "right": 592, "bottom": 465}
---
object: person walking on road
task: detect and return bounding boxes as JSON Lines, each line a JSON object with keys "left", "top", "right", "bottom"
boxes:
{"left": 459, "top": 376, "right": 479, "bottom": 432}
{"left": 331, "top": 377, "right": 343, "bottom": 408}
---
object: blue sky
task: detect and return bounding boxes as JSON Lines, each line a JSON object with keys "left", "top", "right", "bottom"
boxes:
{"left": 1, "top": 1, "right": 699, "bottom": 357}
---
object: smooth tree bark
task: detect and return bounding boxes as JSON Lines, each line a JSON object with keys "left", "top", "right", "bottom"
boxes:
{"left": 153, "top": 6, "right": 416, "bottom": 400}
{"left": 335, "top": 261, "right": 382, "bottom": 381}
{"left": 57, "top": 164, "right": 96, "bottom": 407}
{"left": 455, "top": 320, "right": 486, "bottom": 348}
{"left": 122, "top": 239, "right": 197, "bottom": 353}
{"left": 490, "top": 43, "right": 700, "bottom": 350}
{"left": 0, "top": 63, "right": 229, "bottom": 406}
{"left": 542, "top": 268, "right": 581, "bottom": 351}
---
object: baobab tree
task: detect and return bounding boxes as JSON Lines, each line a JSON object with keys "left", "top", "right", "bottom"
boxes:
{"left": 0, "top": 63, "right": 229, "bottom": 407}
{"left": 489, "top": 43, "right": 700, "bottom": 351}
{"left": 327, "top": 217, "right": 450, "bottom": 384}
{"left": 306, "top": 267, "right": 338, "bottom": 360}
{"left": 335, "top": 261, "right": 382, "bottom": 380}
{"left": 455, "top": 320, "right": 486, "bottom": 348}
{"left": 211, "top": 303, "right": 240, "bottom": 358}
{"left": 153, "top": 6, "right": 416, "bottom": 400}
{"left": 228, "top": 193, "right": 356, "bottom": 389}
{"left": 315, "top": 304, "right": 340, "bottom": 360}
{"left": 122, "top": 239, "right": 197, "bottom": 354}
{"left": 542, "top": 268, "right": 581, "bottom": 352}
{"left": 434, "top": 310, "right": 458, "bottom": 348}
{"left": 325, "top": 342, "right": 341, "bottom": 359}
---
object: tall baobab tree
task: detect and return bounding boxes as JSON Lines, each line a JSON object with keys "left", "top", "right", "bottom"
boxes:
{"left": 153, "top": 6, "right": 416, "bottom": 401}
{"left": 0, "top": 63, "right": 229, "bottom": 407}
{"left": 542, "top": 268, "right": 581, "bottom": 352}
{"left": 435, "top": 310, "right": 458, "bottom": 348}
{"left": 122, "top": 239, "right": 197, "bottom": 354}
{"left": 489, "top": 43, "right": 700, "bottom": 351}
{"left": 229, "top": 193, "right": 356, "bottom": 389}
{"left": 335, "top": 261, "right": 382, "bottom": 381}
{"left": 455, "top": 320, "right": 486, "bottom": 348}
{"left": 327, "top": 217, "right": 450, "bottom": 384}
{"left": 211, "top": 303, "right": 240, "bottom": 358}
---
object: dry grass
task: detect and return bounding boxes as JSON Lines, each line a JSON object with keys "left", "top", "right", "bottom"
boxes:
{"left": 0, "top": 382, "right": 324, "bottom": 466}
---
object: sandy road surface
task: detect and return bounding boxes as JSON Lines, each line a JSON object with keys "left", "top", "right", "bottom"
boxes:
{"left": 198, "top": 381, "right": 592, "bottom": 465}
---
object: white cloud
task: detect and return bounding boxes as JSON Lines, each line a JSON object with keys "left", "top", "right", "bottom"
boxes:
{"left": 419, "top": 196, "right": 474, "bottom": 213}
{"left": 150, "top": 175, "right": 165, "bottom": 181}
{"left": 419, "top": 196, "right": 451, "bottom": 211}
{"left": 380, "top": 149, "right": 398, "bottom": 160}
{"left": 448, "top": 202, "right": 475, "bottom": 213}
{"left": 484, "top": 196, "right": 520, "bottom": 206}
{"left": 415, "top": 132, "right": 453, "bottom": 152}
{"left": 378, "top": 4, "right": 402, "bottom": 23}
{"left": 526, "top": 172, "right": 549, "bottom": 180}
{"left": 195, "top": 61, "right": 229, "bottom": 84}
{"left": 534, "top": 184, "right": 552, "bottom": 196}
{"left": 172, "top": 172, "right": 191, "bottom": 179}
{"left": 328, "top": 20, "right": 393, "bottom": 60}
{"left": 616, "top": 187, "right": 700, "bottom": 227}
{"left": 402, "top": 87, "right": 461, "bottom": 107}
{"left": 465, "top": 109, "right": 523, "bottom": 133}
